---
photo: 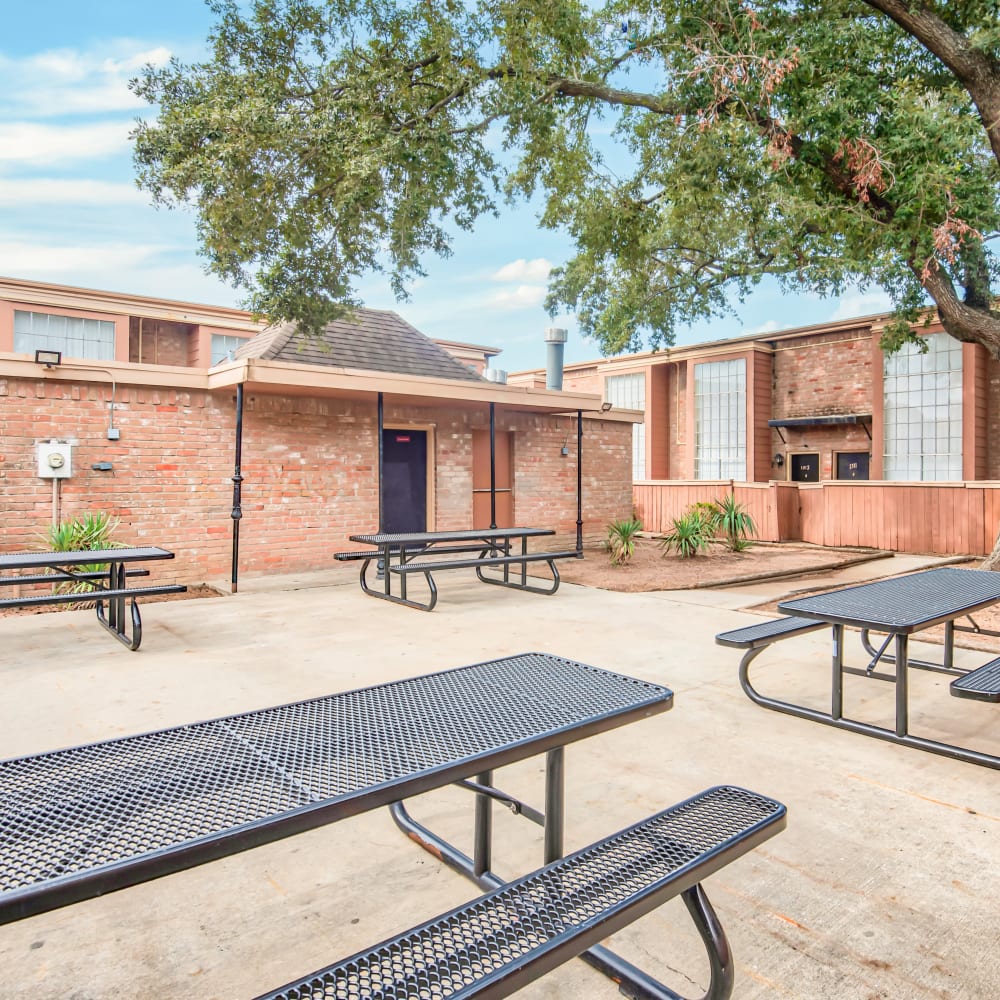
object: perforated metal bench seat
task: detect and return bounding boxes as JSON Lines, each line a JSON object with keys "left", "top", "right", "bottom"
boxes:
{"left": 0, "top": 583, "right": 186, "bottom": 610}
{"left": 389, "top": 551, "right": 581, "bottom": 574}
{"left": 334, "top": 550, "right": 381, "bottom": 562}
{"left": 256, "top": 785, "right": 786, "bottom": 1000}
{"left": 950, "top": 657, "right": 1000, "bottom": 702}
{"left": 715, "top": 616, "right": 827, "bottom": 649}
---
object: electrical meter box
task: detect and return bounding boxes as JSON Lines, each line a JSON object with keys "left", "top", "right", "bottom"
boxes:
{"left": 37, "top": 441, "right": 73, "bottom": 479}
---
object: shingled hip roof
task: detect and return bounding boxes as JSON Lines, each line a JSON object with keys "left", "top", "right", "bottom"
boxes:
{"left": 233, "top": 309, "right": 486, "bottom": 382}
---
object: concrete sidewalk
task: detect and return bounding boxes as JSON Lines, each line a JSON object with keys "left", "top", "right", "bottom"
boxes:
{"left": 0, "top": 556, "right": 997, "bottom": 999}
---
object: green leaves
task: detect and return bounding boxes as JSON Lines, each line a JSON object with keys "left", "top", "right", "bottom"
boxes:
{"left": 131, "top": 1, "right": 1000, "bottom": 352}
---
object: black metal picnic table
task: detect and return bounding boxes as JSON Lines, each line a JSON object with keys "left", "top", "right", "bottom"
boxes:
{"left": 0, "top": 652, "right": 786, "bottom": 999}
{"left": 0, "top": 546, "right": 186, "bottom": 650}
{"left": 769, "top": 567, "right": 1000, "bottom": 768}
{"left": 343, "top": 527, "right": 581, "bottom": 611}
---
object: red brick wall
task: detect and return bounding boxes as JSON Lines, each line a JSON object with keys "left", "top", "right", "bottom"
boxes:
{"left": 0, "top": 375, "right": 632, "bottom": 584}
{"left": 770, "top": 328, "right": 875, "bottom": 477}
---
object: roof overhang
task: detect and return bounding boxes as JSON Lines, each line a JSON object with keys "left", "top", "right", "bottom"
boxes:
{"left": 768, "top": 414, "right": 872, "bottom": 428}
{"left": 0, "top": 353, "right": 640, "bottom": 420}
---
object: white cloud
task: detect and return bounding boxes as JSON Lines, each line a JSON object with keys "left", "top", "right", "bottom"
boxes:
{"left": 828, "top": 290, "right": 893, "bottom": 321}
{"left": 0, "top": 241, "right": 163, "bottom": 273}
{"left": 0, "top": 177, "right": 146, "bottom": 205}
{"left": 485, "top": 284, "right": 548, "bottom": 311}
{"left": 491, "top": 258, "right": 552, "bottom": 283}
{"left": 742, "top": 319, "right": 780, "bottom": 336}
{"left": 0, "top": 122, "right": 131, "bottom": 165}
{"left": 0, "top": 43, "right": 172, "bottom": 117}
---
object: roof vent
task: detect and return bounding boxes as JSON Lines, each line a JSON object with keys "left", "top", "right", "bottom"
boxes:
{"left": 544, "top": 327, "right": 567, "bottom": 390}
{"left": 484, "top": 368, "right": 508, "bottom": 384}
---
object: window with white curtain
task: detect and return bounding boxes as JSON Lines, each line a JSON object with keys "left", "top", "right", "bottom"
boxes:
{"left": 604, "top": 372, "right": 646, "bottom": 480}
{"left": 694, "top": 359, "right": 746, "bottom": 480}
{"left": 883, "top": 333, "right": 963, "bottom": 481}
{"left": 14, "top": 309, "right": 114, "bottom": 361}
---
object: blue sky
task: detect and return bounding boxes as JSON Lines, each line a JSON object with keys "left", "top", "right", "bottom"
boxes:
{"left": 0, "top": 2, "right": 893, "bottom": 374}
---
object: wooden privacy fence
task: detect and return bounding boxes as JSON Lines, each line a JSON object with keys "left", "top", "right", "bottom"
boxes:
{"left": 633, "top": 480, "right": 1000, "bottom": 556}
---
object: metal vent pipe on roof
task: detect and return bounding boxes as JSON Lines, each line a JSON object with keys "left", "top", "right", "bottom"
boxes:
{"left": 484, "top": 368, "right": 507, "bottom": 384}
{"left": 544, "top": 327, "right": 567, "bottom": 390}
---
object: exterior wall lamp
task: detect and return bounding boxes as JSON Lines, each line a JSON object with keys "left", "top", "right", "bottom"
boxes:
{"left": 600, "top": 401, "right": 613, "bottom": 412}
{"left": 34, "top": 350, "right": 62, "bottom": 368}
{"left": 774, "top": 453, "right": 785, "bottom": 467}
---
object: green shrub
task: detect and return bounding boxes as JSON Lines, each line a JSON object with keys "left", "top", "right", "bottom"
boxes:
{"left": 606, "top": 517, "right": 643, "bottom": 566}
{"left": 659, "top": 510, "right": 713, "bottom": 558}
{"left": 38, "top": 512, "right": 123, "bottom": 597}
{"left": 712, "top": 495, "right": 757, "bottom": 552}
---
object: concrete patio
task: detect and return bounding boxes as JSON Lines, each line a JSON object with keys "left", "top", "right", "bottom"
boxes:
{"left": 0, "top": 558, "right": 997, "bottom": 1000}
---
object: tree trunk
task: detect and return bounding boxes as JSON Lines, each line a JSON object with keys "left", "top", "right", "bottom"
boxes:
{"left": 981, "top": 523, "right": 1000, "bottom": 571}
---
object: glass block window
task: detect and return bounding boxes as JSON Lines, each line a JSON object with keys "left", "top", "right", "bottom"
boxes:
{"left": 694, "top": 359, "right": 746, "bottom": 480}
{"left": 605, "top": 373, "right": 646, "bottom": 480}
{"left": 14, "top": 310, "right": 114, "bottom": 361}
{"left": 211, "top": 334, "right": 245, "bottom": 365}
{"left": 883, "top": 333, "right": 963, "bottom": 481}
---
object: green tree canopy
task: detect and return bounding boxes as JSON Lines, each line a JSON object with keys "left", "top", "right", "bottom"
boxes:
{"left": 132, "top": 0, "right": 1000, "bottom": 356}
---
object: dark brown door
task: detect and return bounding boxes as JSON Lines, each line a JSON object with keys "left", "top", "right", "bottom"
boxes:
{"left": 382, "top": 429, "right": 427, "bottom": 533}
{"left": 836, "top": 452, "right": 870, "bottom": 480}
{"left": 790, "top": 453, "right": 820, "bottom": 482}
{"left": 472, "top": 429, "right": 513, "bottom": 528}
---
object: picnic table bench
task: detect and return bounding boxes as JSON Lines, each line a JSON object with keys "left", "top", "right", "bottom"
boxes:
{"left": 716, "top": 567, "right": 1000, "bottom": 769}
{"left": 0, "top": 546, "right": 186, "bottom": 650}
{"left": 338, "top": 528, "right": 581, "bottom": 611}
{"left": 0, "top": 652, "right": 786, "bottom": 999}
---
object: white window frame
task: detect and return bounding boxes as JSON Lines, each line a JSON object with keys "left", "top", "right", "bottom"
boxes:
{"left": 693, "top": 358, "right": 747, "bottom": 480}
{"left": 14, "top": 309, "right": 115, "bottom": 362}
{"left": 604, "top": 373, "right": 646, "bottom": 480}
{"left": 882, "top": 333, "right": 962, "bottom": 481}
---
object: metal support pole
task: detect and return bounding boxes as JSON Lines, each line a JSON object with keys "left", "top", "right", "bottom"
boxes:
{"left": 473, "top": 768, "right": 492, "bottom": 878}
{"left": 831, "top": 623, "right": 844, "bottom": 719}
{"left": 575, "top": 411, "right": 584, "bottom": 554}
{"left": 895, "top": 633, "right": 909, "bottom": 737}
{"left": 377, "top": 392, "right": 385, "bottom": 532}
{"left": 543, "top": 747, "right": 564, "bottom": 865}
{"left": 489, "top": 402, "right": 497, "bottom": 530}
{"left": 230, "top": 383, "right": 244, "bottom": 594}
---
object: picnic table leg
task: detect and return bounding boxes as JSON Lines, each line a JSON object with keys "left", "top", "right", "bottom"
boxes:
{"left": 895, "top": 633, "right": 909, "bottom": 737}
{"left": 543, "top": 747, "right": 564, "bottom": 864}
{"left": 473, "top": 768, "right": 492, "bottom": 878}
{"left": 95, "top": 560, "right": 144, "bottom": 650}
{"left": 390, "top": 763, "right": 733, "bottom": 999}
{"left": 831, "top": 624, "right": 844, "bottom": 720}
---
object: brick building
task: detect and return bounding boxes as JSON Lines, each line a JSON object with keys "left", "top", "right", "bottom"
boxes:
{"left": 0, "top": 277, "right": 635, "bottom": 585}
{"left": 513, "top": 310, "right": 996, "bottom": 486}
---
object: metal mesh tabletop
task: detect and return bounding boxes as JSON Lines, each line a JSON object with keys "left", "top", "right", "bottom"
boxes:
{"left": 0, "top": 653, "right": 671, "bottom": 923}
{"left": 0, "top": 547, "right": 174, "bottom": 571}
{"left": 349, "top": 529, "right": 554, "bottom": 546}
{"left": 777, "top": 567, "right": 1000, "bottom": 632}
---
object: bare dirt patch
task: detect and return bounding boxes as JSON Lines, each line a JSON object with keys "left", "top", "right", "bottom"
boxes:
{"left": 556, "top": 538, "right": 890, "bottom": 593}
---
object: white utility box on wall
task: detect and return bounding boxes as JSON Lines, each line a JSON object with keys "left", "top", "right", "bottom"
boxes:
{"left": 37, "top": 441, "right": 73, "bottom": 479}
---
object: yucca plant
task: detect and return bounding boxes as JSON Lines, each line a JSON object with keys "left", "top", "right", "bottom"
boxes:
{"left": 712, "top": 495, "right": 757, "bottom": 552}
{"left": 38, "top": 512, "right": 123, "bottom": 598}
{"left": 659, "top": 510, "right": 713, "bottom": 558}
{"left": 606, "top": 517, "right": 643, "bottom": 566}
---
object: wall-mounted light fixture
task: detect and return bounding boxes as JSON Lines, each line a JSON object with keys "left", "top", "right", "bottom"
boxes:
{"left": 34, "top": 349, "right": 62, "bottom": 368}
{"left": 773, "top": 453, "right": 785, "bottom": 467}
{"left": 600, "top": 401, "right": 613, "bottom": 413}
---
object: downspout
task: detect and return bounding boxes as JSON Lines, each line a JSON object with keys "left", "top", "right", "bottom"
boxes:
{"left": 489, "top": 402, "right": 497, "bottom": 529}
{"left": 230, "top": 382, "right": 244, "bottom": 594}
{"left": 377, "top": 392, "right": 385, "bottom": 531}
{"left": 576, "top": 410, "right": 583, "bottom": 554}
